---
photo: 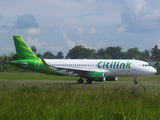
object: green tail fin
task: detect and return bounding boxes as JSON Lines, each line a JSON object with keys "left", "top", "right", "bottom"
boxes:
{"left": 13, "top": 35, "right": 39, "bottom": 60}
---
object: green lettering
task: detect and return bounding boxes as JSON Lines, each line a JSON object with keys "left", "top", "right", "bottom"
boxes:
{"left": 116, "top": 62, "right": 120, "bottom": 68}
{"left": 126, "top": 62, "right": 132, "bottom": 68}
{"left": 126, "top": 62, "right": 128, "bottom": 68}
{"left": 98, "top": 62, "right": 103, "bottom": 68}
{"left": 110, "top": 62, "right": 113, "bottom": 68}
{"left": 103, "top": 62, "right": 106, "bottom": 68}
{"left": 120, "top": 63, "right": 125, "bottom": 69}
{"left": 128, "top": 63, "right": 131, "bottom": 68}
{"left": 106, "top": 62, "right": 110, "bottom": 68}
{"left": 113, "top": 62, "right": 117, "bottom": 68}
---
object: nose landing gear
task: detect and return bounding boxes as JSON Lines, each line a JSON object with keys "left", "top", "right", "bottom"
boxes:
{"left": 133, "top": 76, "right": 138, "bottom": 84}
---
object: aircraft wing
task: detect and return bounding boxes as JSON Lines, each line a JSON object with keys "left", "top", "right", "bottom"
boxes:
{"left": 50, "top": 66, "right": 111, "bottom": 77}
{"left": 53, "top": 66, "right": 107, "bottom": 72}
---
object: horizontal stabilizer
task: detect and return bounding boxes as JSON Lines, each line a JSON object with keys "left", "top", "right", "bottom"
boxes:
{"left": 4, "top": 61, "right": 28, "bottom": 65}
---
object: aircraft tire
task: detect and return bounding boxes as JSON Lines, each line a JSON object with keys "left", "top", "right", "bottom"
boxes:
{"left": 78, "top": 79, "right": 83, "bottom": 83}
{"left": 134, "top": 81, "right": 138, "bottom": 84}
{"left": 87, "top": 79, "right": 92, "bottom": 84}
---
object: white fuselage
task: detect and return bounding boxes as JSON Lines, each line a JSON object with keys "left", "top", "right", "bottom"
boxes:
{"left": 44, "top": 59, "right": 157, "bottom": 77}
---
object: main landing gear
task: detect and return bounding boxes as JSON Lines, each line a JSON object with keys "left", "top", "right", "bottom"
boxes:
{"left": 78, "top": 78, "right": 83, "bottom": 83}
{"left": 86, "top": 79, "right": 92, "bottom": 84}
{"left": 77, "top": 78, "right": 92, "bottom": 84}
{"left": 133, "top": 76, "right": 138, "bottom": 84}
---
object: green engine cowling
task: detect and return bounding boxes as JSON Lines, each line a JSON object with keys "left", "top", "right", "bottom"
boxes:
{"left": 89, "top": 72, "right": 118, "bottom": 82}
{"left": 90, "top": 72, "right": 106, "bottom": 81}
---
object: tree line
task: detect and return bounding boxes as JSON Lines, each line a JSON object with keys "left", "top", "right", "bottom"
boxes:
{"left": 0, "top": 45, "right": 160, "bottom": 73}
{"left": 35, "top": 45, "right": 159, "bottom": 61}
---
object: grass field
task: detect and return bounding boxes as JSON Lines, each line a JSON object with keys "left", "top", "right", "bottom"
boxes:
{"left": 0, "top": 73, "right": 160, "bottom": 120}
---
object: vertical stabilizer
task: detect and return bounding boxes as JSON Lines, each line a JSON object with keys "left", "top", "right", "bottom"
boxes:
{"left": 13, "top": 36, "right": 39, "bottom": 60}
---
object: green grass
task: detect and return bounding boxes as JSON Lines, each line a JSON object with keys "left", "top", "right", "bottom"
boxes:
{"left": 0, "top": 73, "right": 78, "bottom": 83}
{"left": 0, "top": 86, "right": 160, "bottom": 119}
{"left": 0, "top": 73, "right": 160, "bottom": 119}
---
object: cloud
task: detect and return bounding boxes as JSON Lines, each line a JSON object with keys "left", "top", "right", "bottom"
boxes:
{"left": 14, "top": 14, "right": 39, "bottom": 29}
{"left": 27, "top": 37, "right": 44, "bottom": 48}
{"left": 76, "top": 28, "right": 83, "bottom": 35}
{"left": 117, "top": 24, "right": 134, "bottom": 36}
{"left": 63, "top": 33, "right": 75, "bottom": 49}
{"left": 26, "top": 28, "right": 40, "bottom": 35}
{"left": 97, "top": 41, "right": 108, "bottom": 48}
{"left": 0, "top": 22, "right": 14, "bottom": 29}
{"left": 0, "top": 30, "right": 7, "bottom": 34}
{"left": 87, "top": 28, "right": 96, "bottom": 34}
{"left": 157, "top": 39, "right": 160, "bottom": 48}
{"left": 0, "top": 14, "right": 3, "bottom": 20}
{"left": 2, "top": 0, "right": 160, "bottom": 56}
{"left": 79, "top": 39, "right": 93, "bottom": 49}
{"left": 9, "top": 47, "right": 15, "bottom": 53}
{"left": 49, "top": 46, "right": 63, "bottom": 52}
{"left": 120, "top": 0, "right": 160, "bottom": 33}
{"left": 87, "top": 0, "right": 96, "bottom": 2}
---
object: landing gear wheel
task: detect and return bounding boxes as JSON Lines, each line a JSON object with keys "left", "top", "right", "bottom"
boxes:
{"left": 133, "top": 76, "right": 138, "bottom": 84}
{"left": 134, "top": 81, "right": 138, "bottom": 84}
{"left": 78, "top": 79, "right": 83, "bottom": 83}
{"left": 86, "top": 79, "right": 92, "bottom": 84}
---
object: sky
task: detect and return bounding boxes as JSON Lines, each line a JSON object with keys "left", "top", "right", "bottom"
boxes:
{"left": 1, "top": 0, "right": 160, "bottom": 56}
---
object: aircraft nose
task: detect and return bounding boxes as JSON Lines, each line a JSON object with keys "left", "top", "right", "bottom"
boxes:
{"left": 151, "top": 67, "right": 157, "bottom": 74}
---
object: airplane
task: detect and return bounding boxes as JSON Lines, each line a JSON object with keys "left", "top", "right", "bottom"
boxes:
{"left": 7, "top": 35, "right": 157, "bottom": 84}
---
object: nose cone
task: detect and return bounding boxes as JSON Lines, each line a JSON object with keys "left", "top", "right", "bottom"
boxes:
{"left": 150, "top": 67, "right": 157, "bottom": 75}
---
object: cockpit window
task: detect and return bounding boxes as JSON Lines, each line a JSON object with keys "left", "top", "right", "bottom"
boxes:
{"left": 142, "top": 64, "right": 150, "bottom": 67}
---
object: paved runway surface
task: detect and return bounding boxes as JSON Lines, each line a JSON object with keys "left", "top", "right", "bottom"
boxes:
{"left": 0, "top": 81, "right": 160, "bottom": 87}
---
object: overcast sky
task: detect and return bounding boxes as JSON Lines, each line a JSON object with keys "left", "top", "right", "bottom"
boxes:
{"left": 1, "top": 0, "right": 160, "bottom": 56}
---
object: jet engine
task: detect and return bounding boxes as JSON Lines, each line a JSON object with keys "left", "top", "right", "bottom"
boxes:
{"left": 89, "top": 72, "right": 106, "bottom": 81}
